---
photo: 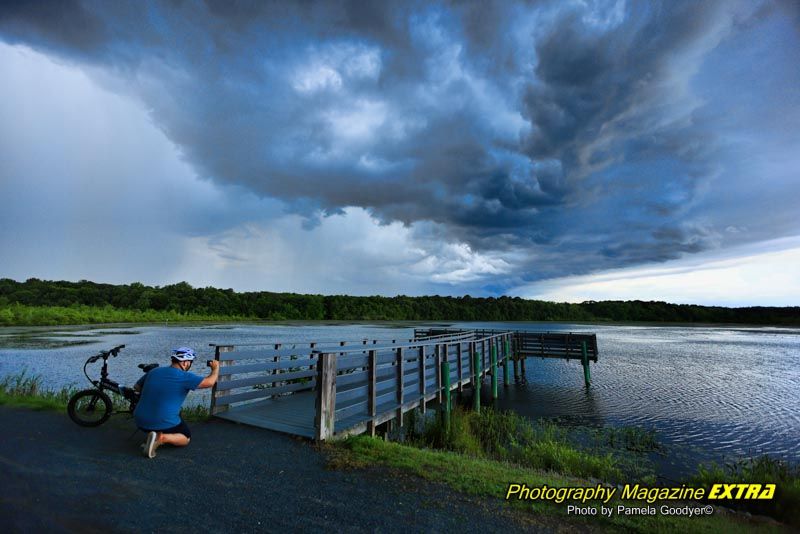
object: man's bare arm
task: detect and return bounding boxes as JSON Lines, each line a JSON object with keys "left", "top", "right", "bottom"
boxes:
{"left": 198, "top": 360, "right": 220, "bottom": 389}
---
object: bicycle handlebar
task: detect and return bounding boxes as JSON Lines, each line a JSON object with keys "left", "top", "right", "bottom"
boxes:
{"left": 87, "top": 344, "right": 126, "bottom": 363}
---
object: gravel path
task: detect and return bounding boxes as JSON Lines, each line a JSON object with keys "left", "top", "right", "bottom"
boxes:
{"left": 0, "top": 407, "right": 558, "bottom": 533}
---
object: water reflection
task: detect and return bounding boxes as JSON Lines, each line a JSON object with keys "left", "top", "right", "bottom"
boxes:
{"left": 1, "top": 321, "right": 798, "bottom": 472}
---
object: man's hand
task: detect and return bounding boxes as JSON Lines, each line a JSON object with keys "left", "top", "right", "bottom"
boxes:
{"left": 198, "top": 359, "right": 220, "bottom": 389}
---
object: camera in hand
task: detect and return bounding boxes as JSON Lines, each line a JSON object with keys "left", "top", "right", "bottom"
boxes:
{"left": 207, "top": 360, "right": 213, "bottom": 367}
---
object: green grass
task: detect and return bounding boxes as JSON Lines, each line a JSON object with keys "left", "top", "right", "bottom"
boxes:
{"left": 326, "top": 407, "right": 793, "bottom": 530}
{"left": 690, "top": 456, "right": 800, "bottom": 526}
{"left": 409, "top": 407, "right": 625, "bottom": 483}
{"left": 0, "top": 371, "right": 210, "bottom": 421}
{"left": 179, "top": 403, "right": 211, "bottom": 422}
{"left": 328, "top": 435, "right": 774, "bottom": 533}
{"left": 0, "top": 371, "right": 76, "bottom": 410}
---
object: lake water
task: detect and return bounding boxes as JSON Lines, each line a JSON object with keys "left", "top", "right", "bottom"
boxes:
{"left": 1, "top": 321, "right": 798, "bottom": 477}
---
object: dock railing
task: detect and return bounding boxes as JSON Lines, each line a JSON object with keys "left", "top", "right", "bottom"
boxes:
{"left": 312, "top": 330, "right": 514, "bottom": 440}
{"left": 210, "top": 328, "right": 597, "bottom": 441}
{"left": 210, "top": 330, "right": 516, "bottom": 440}
{"left": 209, "top": 331, "right": 477, "bottom": 416}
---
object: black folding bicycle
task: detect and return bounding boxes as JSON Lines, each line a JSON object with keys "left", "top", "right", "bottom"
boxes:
{"left": 66, "top": 344, "right": 158, "bottom": 427}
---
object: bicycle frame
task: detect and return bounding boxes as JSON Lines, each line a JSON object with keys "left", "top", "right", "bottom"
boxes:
{"left": 81, "top": 346, "right": 139, "bottom": 414}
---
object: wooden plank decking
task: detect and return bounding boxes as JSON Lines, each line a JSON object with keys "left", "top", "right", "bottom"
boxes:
{"left": 210, "top": 329, "right": 598, "bottom": 440}
{"left": 215, "top": 360, "right": 478, "bottom": 439}
{"left": 215, "top": 392, "right": 317, "bottom": 439}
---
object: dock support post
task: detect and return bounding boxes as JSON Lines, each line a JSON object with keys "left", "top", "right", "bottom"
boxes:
{"left": 520, "top": 356, "right": 526, "bottom": 378}
{"left": 581, "top": 341, "right": 591, "bottom": 386}
{"left": 490, "top": 341, "right": 498, "bottom": 400}
{"left": 368, "top": 349, "right": 377, "bottom": 437}
{"left": 418, "top": 346, "right": 426, "bottom": 414}
{"left": 481, "top": 339, "right": 486, "bottom": 377}
{"left": 503, "top": 337, "right": 511, "bottom": 387}
{"left": 314, "top": 352, "right": 337, "bottom": 441}
{"left": 469, "top": 341, "right": 476, "bottom": 388}
{"left": 396, "top": 347, "right": 404, "bottom": 427}
{"left": 473, "top": 348, "right": 481, "bottom": 413}
{"left": 210, "top": 345, "right": 234, "bottom": 415}
{"left": 210, "top": 345, "right": 222, "bottom": 415}
{"left": 456, "top": 342, "right": 464, "bottom": 393}
{"left": 435, "top": 344, "right": 442, "bottom": 403}
{"left": 441, "top": 360, "right": 451, "bottom": 431}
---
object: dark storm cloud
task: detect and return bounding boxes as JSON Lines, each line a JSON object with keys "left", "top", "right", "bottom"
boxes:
{"left": 0, "top": 0, "right": 107, "bottom": 52}
{"left": 2, "top": 0, "right": 797, "bottom": 289}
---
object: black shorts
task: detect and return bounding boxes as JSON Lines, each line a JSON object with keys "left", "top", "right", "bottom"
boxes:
{"left": 139, "top": 418, "right": 191, "bottom": 439}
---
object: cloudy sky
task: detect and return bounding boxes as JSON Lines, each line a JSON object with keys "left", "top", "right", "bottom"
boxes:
{"left": 1, "top": 0, "right": 798, "bottom": 306}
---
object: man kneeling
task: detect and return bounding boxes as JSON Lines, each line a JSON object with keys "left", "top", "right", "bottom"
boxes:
{"left": 134, "top": 347, "right": 219, "bottom": 458}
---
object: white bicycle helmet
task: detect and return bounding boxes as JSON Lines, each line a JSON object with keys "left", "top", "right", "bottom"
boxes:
{"left": 172, "top": 347, "right": 196, "bottom": 361}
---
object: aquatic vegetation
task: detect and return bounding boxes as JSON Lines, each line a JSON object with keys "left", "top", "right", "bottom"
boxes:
{"left": 404, "top": 407, "right": 626, "bottom": 483}
{"left": 596, "top": 425, "right": 661, "bottom": 453}
{"left": 330, "top": 436, "right": 768, "bottom": 532}
{"left": 691, "top": 455, "right": 800, "bottom": 526}
{"left": 0, "top": 371, "right": 76, "bottom": 410}
{"left": 0, "top": 333, "right": 98, "bottom": 349}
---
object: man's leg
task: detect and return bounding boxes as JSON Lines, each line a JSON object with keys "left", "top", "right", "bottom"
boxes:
{"left": 156, "top": 419, "right": 192, "bottom": 448}
{"left": 157, "top": 432, "right": 190, "bottom": 447}
{"left": 142, "top": 420, "right": 192, "bottom": 457}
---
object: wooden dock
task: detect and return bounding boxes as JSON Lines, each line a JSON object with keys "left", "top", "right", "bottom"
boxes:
{"left": 210, "top": 329, "right": 598, "bottom": 440}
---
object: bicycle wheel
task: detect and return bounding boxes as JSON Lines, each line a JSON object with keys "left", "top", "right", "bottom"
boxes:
{"left": 67, "top": 389, "right": 113, "bottom": 427}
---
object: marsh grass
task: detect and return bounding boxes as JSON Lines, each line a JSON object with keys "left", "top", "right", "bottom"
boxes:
{"left": 329, "top": 435, "right": 769, "bottom": 533}
{"left": 406, "top": 407, "right": 625, "bottom": 483}
{"left": 0, "top": 371, "right": 76, "bottom": 410}
{"left": 0, "top": 334, "right": 98, "bottom": 350}
{"left": 599, "top": 425, "right": 661, "bottom": 452}
{"left": 691, "top": 456, "right": 800, "bottom": 526}
{"left": 0, "top": 371, "right": 210, "bottom": 421}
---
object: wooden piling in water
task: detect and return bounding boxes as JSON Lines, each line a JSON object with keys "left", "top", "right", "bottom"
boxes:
{"left": 581, "top": 340, "right": 591, "bottom": 386}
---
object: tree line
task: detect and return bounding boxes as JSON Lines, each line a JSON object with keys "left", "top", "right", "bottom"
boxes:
{"left": 0, "top": 278, "right": 798, "bottom": 325}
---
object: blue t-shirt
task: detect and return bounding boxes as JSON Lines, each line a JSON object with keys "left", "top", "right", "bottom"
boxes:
{"left": 134, "top": 366, "right": 203, "bottom": 430}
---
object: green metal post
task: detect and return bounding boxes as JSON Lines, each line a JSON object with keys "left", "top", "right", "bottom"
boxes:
{"left": 581, "top": 340, "right": 591, "bottom": 386}
{"left": 441, "top": 361, "right": 451, "bottom": 430}
{"left": 503, "top": 338, "right": 511, "bottom": 386}
{"left": 490, "top": 341, "right": 498, "bottom": 399}
{"left": 473, "top": 349, "right": 481, "bottom": 413}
